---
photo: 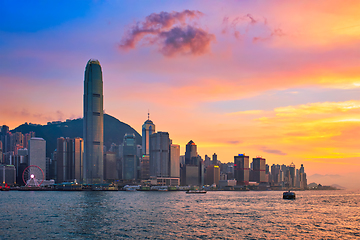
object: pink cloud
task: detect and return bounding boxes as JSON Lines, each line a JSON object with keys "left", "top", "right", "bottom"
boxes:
{"left": 119, "top": 10, "right": 215, "bottom": 56}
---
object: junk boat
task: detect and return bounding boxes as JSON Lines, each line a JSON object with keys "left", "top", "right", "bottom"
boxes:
{"left": 186, "top": 189, "right": 207, "bottom": 194}
{"left": 0, "top": 183, "right": 10, "bottom": 191}
{"left": 283, "top": 191, "right": 296, "bottom": 199}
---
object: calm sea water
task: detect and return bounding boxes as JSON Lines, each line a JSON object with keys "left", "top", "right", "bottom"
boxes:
{"left": 0, "top": 190, "right": 359, "bottom": 239}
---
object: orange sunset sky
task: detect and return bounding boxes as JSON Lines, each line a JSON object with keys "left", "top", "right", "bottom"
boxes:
{"left": 1, "top": 1, "right": 360, "bottom": 188}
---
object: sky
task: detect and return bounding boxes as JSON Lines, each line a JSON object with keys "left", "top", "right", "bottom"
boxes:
{"left": 1, "top": 0, "right": 360, "bottom": 188}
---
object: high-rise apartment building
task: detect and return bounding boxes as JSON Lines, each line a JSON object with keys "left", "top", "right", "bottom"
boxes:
{"left": 150, "top": 132, "right": 170, "bottom": 177}
{"left": 83, "top": 59, "right": 104, "bottom": 184}
{"left": 289, "top": 162, "right": 296, "bottom": 187}
{"left": 24, "top": 132, "right": 35, "bottom": 149}
{"left": 234, "top": 154, "right": 249, "bottom": 185}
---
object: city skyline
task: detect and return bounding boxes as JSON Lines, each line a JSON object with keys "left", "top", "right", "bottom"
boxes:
{"left": 1, "top": 1, "right": 360, "bottom": 188}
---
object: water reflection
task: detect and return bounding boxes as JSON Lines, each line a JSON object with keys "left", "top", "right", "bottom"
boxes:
{"left": 0, "top": 190, "right": 359, "bottom": 239}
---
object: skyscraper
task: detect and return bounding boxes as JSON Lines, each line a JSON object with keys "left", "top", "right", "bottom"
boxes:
{"left": 181, "top": 140, "right": 202, "bottom": 186}
{"left": 252, "top": 156, "right": 266, "bottom": 183}
{"left": 83, "top": 59, "right": 104, "bottom": 184}
{"left": 28, "top": 137, "right": 46, "bottom": 179}
{"left": 140, "top": 115, "right": 155, "bottom": 180}
{"left": 169, "top": 144, "right": 180, "bottom": 178}
{"left": 56, "top": 137, "right": 84, "bottom": 183}
{"left": 185, "top": 140, "right": 198, "bottom": 165}
{"left": 122, "top": 133, "right": 138, "bottom": 180}
{"left": 150, "top": 132, "right": 170, "bottom": 177}
{"left": 1, "top": 125, "right": 9, "bottom": 153}
{"left": 234, "top": 154, "right": 249, "bottom": 185}
{"left": 142, "top": 113, "right": 155, "bottom": 155}
{"left": 212, "top": 153, "right": 218, "bottom": 165}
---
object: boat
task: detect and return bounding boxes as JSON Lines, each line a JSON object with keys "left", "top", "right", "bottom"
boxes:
{"left": 186, "top": 189, "right": 207, "bottom": 194}
{"left": 157, "top": 186, "right": 168, "bottom": 192}
{"left": 124, "top": 185, "right": 140, "bottom": 191}
{"left": 283, "top": 191, "right": 296, "bottom": 199}
{"left": 0, "top": 183, "right": 10, "bottom": 191}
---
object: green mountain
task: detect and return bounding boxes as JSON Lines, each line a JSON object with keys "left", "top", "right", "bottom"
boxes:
{"left": 11, "top": 114, "right": 142, "bottom": 157}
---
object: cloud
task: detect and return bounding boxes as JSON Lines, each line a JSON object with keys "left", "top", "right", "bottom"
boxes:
{"left": 222, "top": 14, "right": 285, "bottom": 42}
{"left": 227, "top": 110, "right": 264, "bottom": 115}
{"left": 262, "top": 148, "right": 287, "bottom": 156}
{"left": 119, "top": 10, "right": 215, "bottom": 56}
{"left": 309, "top": 174, "right": 342, "bottom": 179}
{"left": 56, "top": 110, "right": 64, "bottom": 121}
{"left": 159, "top": 26, "right": 215, "bottom": 56}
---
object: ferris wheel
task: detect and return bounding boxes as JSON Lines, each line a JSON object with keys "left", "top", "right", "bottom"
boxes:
{"left": 22, "top": 165, "right": 45, "bottom": 187}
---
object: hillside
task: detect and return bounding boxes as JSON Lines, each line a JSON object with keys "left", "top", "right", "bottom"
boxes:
{"left": 11, "top": 114, "right": 142, "bottom": 157}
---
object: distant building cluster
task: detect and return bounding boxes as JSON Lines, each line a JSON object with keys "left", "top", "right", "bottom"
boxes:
{"left": 0, "top": 59, "right": 307, "bottom": 190}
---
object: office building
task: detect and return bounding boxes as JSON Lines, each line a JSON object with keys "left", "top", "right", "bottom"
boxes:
{"left": 0, "top": 146, "right": 2, "bottom": 164}
{"left": 150, "top": 132, "right": 170, "bottom": 177}
{"left": 185, "top": 140, "right": 198, "bottom": 165}
{"left": 252, "top": 156, "right": 266, "bottom": 183}
{"left": 170, "top": 144, "right": 180, "bottom": 178}
{"left": 122, "top": 133, "right": 137, "bottom": 180}
{"left": 181, "top": 140, "right": 203, "bottom": 186}
{"left": 289, "top": 162, "right": 295, "bottom": 187}
{"left": 181, "top": 164, "right": 199, "bottom": 186}
{"left": 140, "top": 155, "right": 150, "bottom": 179}
{"left": 0, "top": 165, "right": 16, "bottom": 185}
{"left": 234, "top": 154, "right": 249, "bottom": 185}
{"left": 83, "top": 59, "right": 104, "bottom": 184}
{"left": 1, "top": 125, "right": 10, "bottom": 153}
{"left": 204, "top": 155, "right": 211, "bottom": 168}
{"left": 28, "top": 137, "right": 46, "bottom": 179}
{"left": 142, "top": 114, "right": 155, "bottom": 155}
{"left": 104, "top": 151, "right": 117, "bottom": 181}
{"left": 140, "top": 115, "right": 155, "bottom": 180}
{"left": 56, "top": 137, "right": 84, "bottom": 183}
{"left": 212, "top": 153, "right": 218, "bottom": 165}
{"left": 205, "top": 165, "right": 220, "bottom": 186}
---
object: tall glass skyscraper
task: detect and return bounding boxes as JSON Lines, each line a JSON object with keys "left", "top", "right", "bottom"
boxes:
{"left": 149, "top": 132, "right": 170, "bottom": 177}
{"left": 142, "top": 114, "right": 155, "bottom": 155}
{"left": 185, "top": 140, "right": 198, "bottom": 165}
{"left": 122, "top": 133, "right": 137, "bottom": 180}
{"left": 83, "top": 59, "right": 104, "bottom": 184}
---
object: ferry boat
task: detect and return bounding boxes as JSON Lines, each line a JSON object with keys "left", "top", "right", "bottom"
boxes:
{"left": 283, "top": 191, "right": 296, "bottom": 199}
{"left": 186, "top": 189, "right": 207, "bottom": 194}
{"left": 157, "top": 186, "right": 168, "bottom": 192}
{"left": 124, "top": 185, "right": 140, "bottom": 191}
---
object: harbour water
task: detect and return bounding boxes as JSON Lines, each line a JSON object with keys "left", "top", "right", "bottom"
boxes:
{"left": 1, "top": 190, "right": 359, "bottom": 239}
